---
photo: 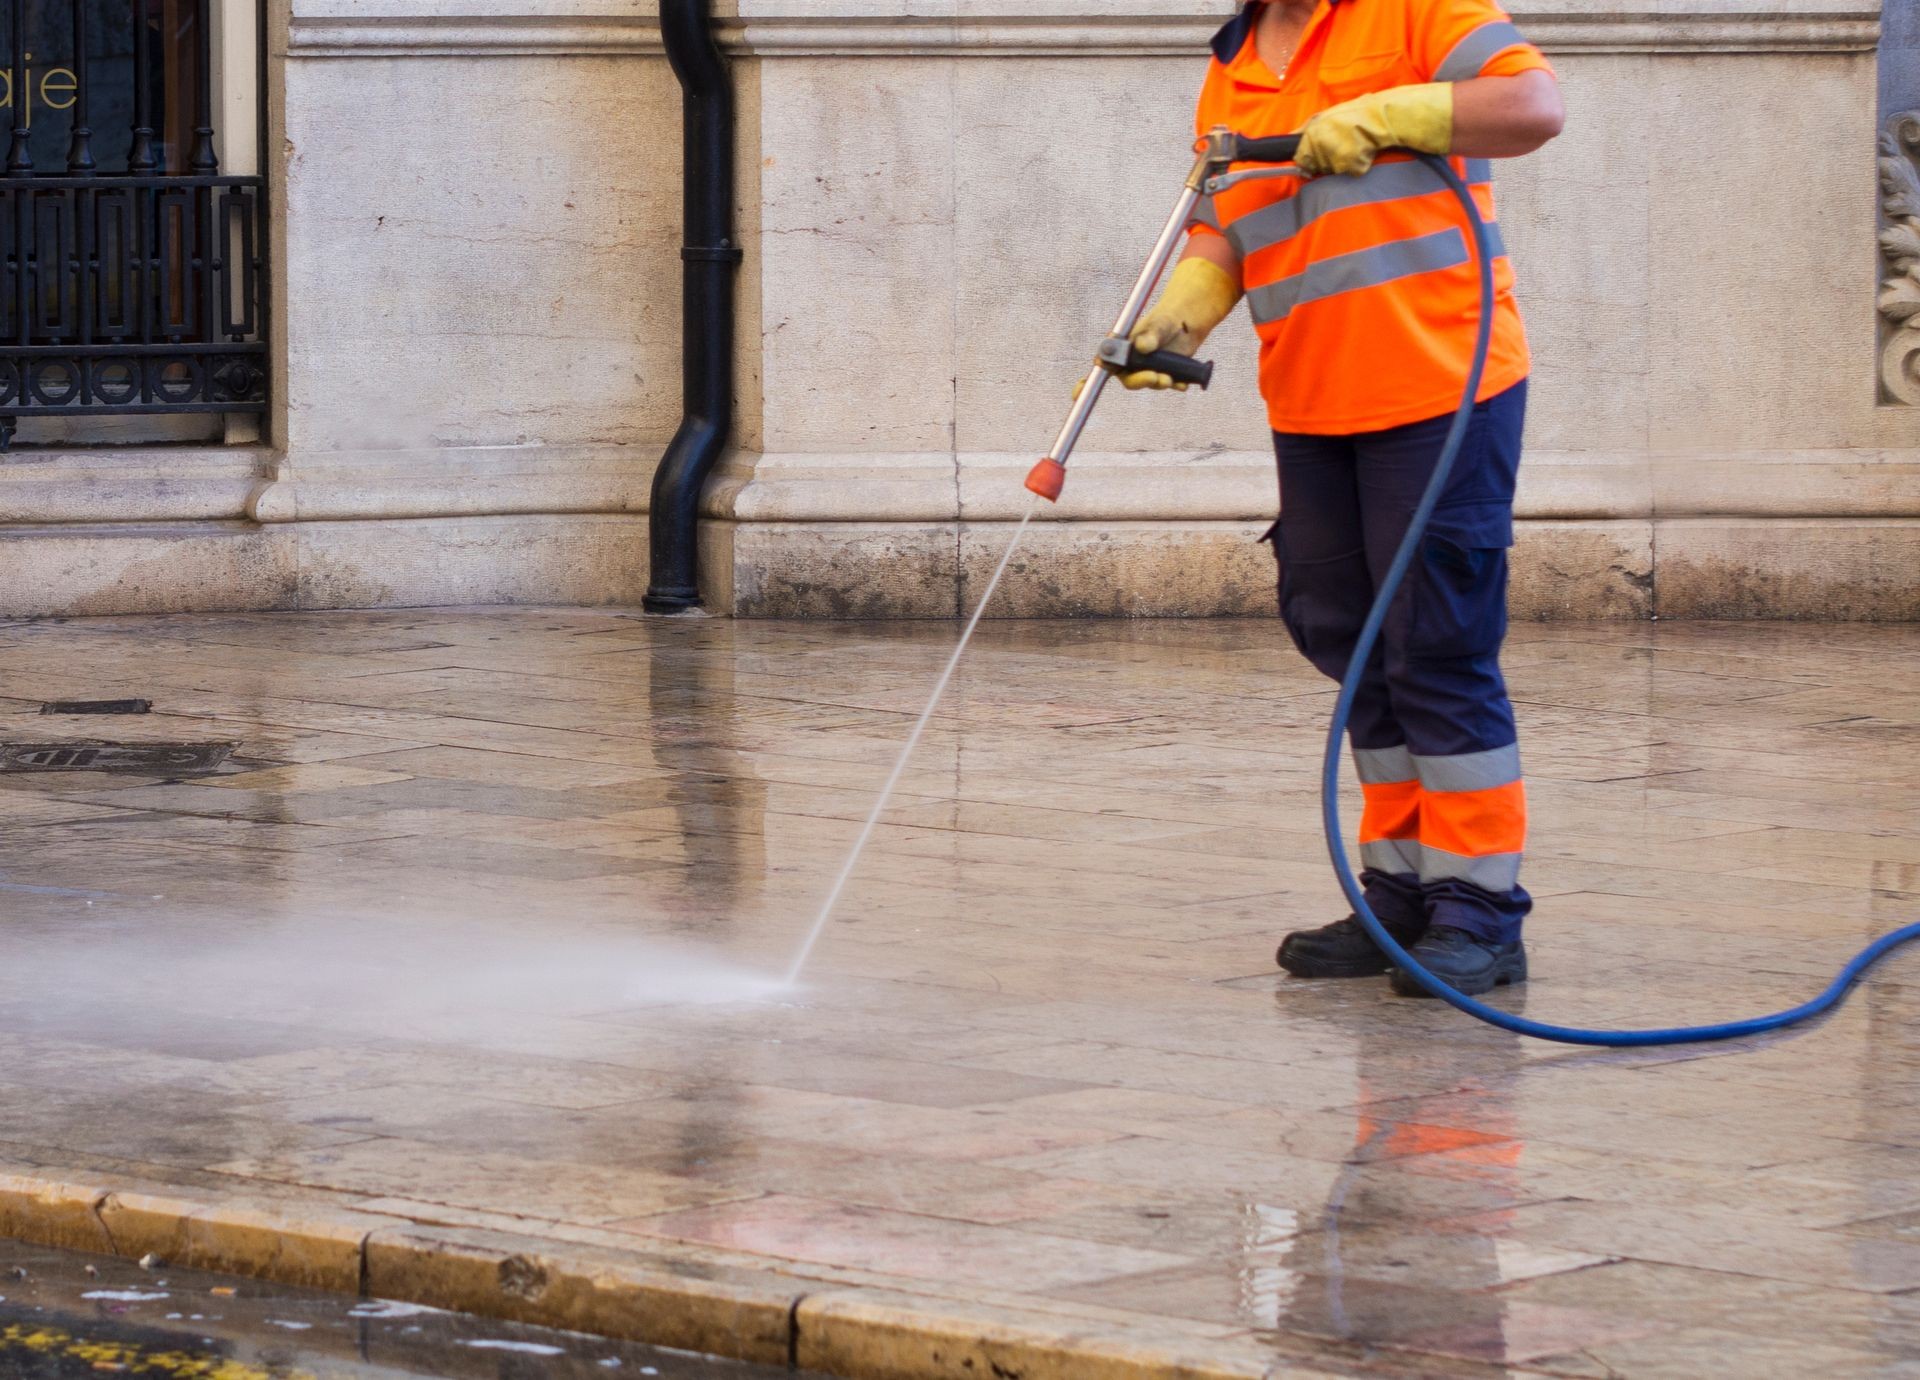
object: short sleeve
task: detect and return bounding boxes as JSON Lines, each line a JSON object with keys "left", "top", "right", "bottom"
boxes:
{"left": 1189, "top": 197, "right": 1224, "bottom": 239}
{"left": 1414, "top": 0, "right": 1553, "bottom": 83}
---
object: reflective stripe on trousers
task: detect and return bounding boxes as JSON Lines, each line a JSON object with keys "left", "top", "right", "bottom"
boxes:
{"left": 1355, "top": 743, "right": 1525, "bottom": 894}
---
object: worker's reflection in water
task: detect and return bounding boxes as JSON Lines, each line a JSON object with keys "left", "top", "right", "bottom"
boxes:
{"left": 1246, "top": 1005, "right": 1525, "bottom": 1363}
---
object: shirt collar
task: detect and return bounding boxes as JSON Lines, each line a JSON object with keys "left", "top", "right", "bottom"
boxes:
{"left": 1209, "top": 1, "right": 1349, "bottom": 66}
{"left": 1209, "top": 4, "right": 1259, "bottom": 63}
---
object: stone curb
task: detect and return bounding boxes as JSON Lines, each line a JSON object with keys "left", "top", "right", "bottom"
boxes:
{"left": 0, "top": 1171, "right": 1349, "bottom": 1380}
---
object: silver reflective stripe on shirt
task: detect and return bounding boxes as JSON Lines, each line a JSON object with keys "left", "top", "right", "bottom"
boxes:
{"left": 1419, "top": 844, "right": 1524, "bottom": 893}
{"left": 1191, "top": 195, "right": 1221, "bottom": 232}
{"left": 1361, "top": 839, "right": 1423, "bottom": 877}
{"left": 1435, "top": 19, "right": 1529, "bottom": 81}
{"left": 1353, "top": 744, "right": 1415, "bottom": 785}
{"left": 1228, "top": 160, "right": 1456, "bottom": 261}
{"left": 1221, "top": 158, "right": 1497, "bottom": 265}
{"left": 1414, "top": 743, "right": 1523, "bottom": 794}
{"left": 1248, "top": 227, "right": 1493, "bottom": 325}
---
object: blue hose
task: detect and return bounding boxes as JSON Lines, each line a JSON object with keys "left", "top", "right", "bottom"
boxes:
{"left": 1323, "top": 154, "right": 1920, "bottom": 1046}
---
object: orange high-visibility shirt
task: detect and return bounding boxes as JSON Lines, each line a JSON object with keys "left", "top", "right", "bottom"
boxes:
{"left": 1191, "top": 0, "right": 1552, "bottom": 435}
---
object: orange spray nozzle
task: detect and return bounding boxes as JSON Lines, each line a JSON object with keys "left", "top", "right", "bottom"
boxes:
{"left": 1025, "top": 458, "right": 1066, "bottom": 502}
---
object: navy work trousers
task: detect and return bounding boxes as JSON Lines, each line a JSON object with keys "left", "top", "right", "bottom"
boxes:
{"left": 1267, "top": 380, "right": 1532, "bottom": 944}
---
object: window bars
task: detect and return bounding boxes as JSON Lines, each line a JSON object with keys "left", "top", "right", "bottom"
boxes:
{"left": 0, "top": 0, "right": 265, "bottom": 444}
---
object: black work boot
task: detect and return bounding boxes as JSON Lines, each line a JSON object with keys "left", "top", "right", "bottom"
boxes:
{"left": 1277, "top": 913, "right": 1426, "bottom": 980}
{"left": 1389, "top": 925, "right": 1527, "bottom": 997}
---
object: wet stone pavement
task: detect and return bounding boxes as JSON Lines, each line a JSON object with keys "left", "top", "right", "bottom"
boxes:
{"left": 0, "top": 609, "right": 1917, "bottom": 1377}
{"left": 0, "top": 1236, "right": 810, "bottom": 1377}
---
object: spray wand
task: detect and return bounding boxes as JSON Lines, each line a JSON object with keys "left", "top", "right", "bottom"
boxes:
{"left": 787, "top": 130, "right": 1302, "bottom": 984}
{"left": 1025, "top": 128, "right": 1304, "bottom": 503}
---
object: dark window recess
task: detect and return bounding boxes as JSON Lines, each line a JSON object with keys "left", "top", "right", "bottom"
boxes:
{"left": 0, "top": 0, "right": 265, "bottom": 444}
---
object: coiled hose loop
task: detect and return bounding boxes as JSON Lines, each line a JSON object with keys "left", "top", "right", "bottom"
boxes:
{"left": 1323, "top": 154, "right": 1920, "bottom": 1046}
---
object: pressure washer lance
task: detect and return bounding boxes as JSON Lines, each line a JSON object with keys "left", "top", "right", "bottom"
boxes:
{"left": 803, "top": 129, "right": 1920, "bottom": 1044}
{"left": 1024, "top": 128, "right": 1303, "bottom": 503}
{"left": 784, "top": 130, "right": 1290, "bottom": 986}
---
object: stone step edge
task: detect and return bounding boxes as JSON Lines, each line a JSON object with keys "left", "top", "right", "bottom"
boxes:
{"left": 0, "top": 1170, "right": 1349, "bottom": 1380}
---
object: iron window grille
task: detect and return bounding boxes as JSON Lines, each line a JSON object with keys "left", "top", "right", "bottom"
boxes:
{"left": 0, "top": 0, "right": 266, "bottom": 446}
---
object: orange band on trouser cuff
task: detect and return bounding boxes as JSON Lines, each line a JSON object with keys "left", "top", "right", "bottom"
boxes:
{"left": 1418, "top": 780, "right": 1527, "bottom": 893}
{"left": 1358, "top": 779, "right": 1421, "bottom": 845}
{"left": 1420, "top": 780, "right": 1527, "bottom": 857}
{"left": 1358, "top": 777, "right": 1422, "bottom": 876}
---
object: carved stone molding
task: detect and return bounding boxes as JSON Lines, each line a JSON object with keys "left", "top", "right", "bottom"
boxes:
{"left": 1879, "top": 112, "right": 1920, "bottom": 406}
{"left": 284, "top": 6, "right": 1881, "bottom": 58}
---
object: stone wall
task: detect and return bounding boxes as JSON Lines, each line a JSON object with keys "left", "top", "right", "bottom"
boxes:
{"left": 706, "top": 0, "right": 1916, "bottom": 620}
{"left": 0, "top": 0, "right": 1911, "bottom": 619}
{"left": 0, "top": 0, "right": 685, "bottom": 614}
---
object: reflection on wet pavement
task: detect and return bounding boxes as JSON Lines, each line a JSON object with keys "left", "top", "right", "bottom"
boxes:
{"left": 0, "top": 1235, "right": 809, "bottom": 1377}
{"left": 1, "top": 609, "right": 1918, "bottom": 1375}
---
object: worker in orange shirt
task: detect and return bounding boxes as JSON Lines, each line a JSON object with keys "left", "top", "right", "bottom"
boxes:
{"left": 1125, "top": 0, "right": 1564, "bottom": 994}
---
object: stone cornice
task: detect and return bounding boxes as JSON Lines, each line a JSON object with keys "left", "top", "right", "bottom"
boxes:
{"left": 0, "top": 447, "right": 268, "bottom": 523}
{"left": 284, "top": 15, "right": 659, "bottom": 54}
{"left": 246, "top": 445, "right": 652, "bottom": 522}
{"left": 285, "top": 8, "right": 1880, "bottom": 58}
{"left": 707, "top": 450, "right": 1920, "bottom": 525}
{"left": 725, "top": 10, "right": 1882, "bottom": 56}
{"left": 10, "top": 444, "right": 1912, "bottom": 525}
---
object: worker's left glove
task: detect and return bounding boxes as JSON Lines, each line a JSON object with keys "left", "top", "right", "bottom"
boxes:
{"left": 1073, "top": 257, "right": 1242, "bottom": 398}
{"left": 1296, "top": 83, "right": 1454, "bottom": 177}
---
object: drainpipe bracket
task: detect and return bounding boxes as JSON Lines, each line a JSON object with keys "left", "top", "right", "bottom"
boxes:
{"left": 682, "top": 244, "right": 744, "bottom": 263}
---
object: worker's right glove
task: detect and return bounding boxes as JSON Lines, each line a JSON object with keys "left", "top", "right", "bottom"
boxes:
{"left": 1296, "top": 83, "right": 1455, "bottom": 178}
{"left": 1075, "top": 257, "right": 1242, "bottom": 396}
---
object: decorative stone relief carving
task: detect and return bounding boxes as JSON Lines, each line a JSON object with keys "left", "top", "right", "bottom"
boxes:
{"left": 1879, "top": 111, "right": 1920, "bottom": 405}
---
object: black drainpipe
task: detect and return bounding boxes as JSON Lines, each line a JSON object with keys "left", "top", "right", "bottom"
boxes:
{"left": 644, "top": 0, "right": 742, "bottom": 614}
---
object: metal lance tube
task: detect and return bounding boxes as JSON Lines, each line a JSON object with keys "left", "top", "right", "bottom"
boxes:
{"left": 644, "top": 0, "right": 741, "bottom": 614}
{"left": 1039, "top": 184, "right": 1200, "bottom": 475}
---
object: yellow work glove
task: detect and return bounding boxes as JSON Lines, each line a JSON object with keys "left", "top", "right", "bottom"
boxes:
{"left": 1296, "top": 82, "right": 1455, "bottom": 178}
{"left": 1074, "top": 257, "right": 1242, "bottom": 397}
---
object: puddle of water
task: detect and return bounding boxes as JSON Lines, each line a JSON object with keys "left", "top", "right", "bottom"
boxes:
{"left": 347, "top": 1301, "right": 443, "bottom": 1319}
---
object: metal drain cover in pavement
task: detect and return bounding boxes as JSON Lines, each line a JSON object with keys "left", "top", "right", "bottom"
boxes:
{"left": 39, "top": 698, "right": 153, "bottom": 715}
{"left": 0, "top": 741, "right": 236, "bottom": 774}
